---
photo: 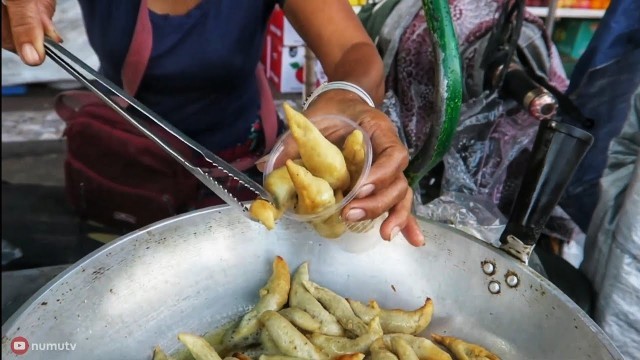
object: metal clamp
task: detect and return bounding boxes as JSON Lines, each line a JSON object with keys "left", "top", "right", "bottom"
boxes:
{"left": 500, "top": 235, "right": 535, "bottom": 265}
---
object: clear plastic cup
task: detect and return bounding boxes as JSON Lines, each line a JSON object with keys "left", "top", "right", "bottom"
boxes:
{"left": 263, "top": 114, "right": 381, "bottom": 249}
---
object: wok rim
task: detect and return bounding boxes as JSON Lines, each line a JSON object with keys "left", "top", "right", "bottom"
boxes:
{"left": 0, "top": 205, "right": 623, "bottom": 359}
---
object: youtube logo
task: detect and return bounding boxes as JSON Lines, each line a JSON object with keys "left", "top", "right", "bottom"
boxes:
{"left": 11, "top": 336, "right": 29, "bottom": 355}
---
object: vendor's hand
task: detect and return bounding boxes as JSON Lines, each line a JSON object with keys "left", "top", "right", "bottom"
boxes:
{"left": 302, "top": 90, "right": 425, "bottom": 247}
{"left": 2, "top": 0, "right": 61, "bottom": 66}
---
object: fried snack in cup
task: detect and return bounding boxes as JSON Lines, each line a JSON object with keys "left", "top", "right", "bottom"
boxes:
{"left": 283, "top": 102, "right": 350, "bottom": 191}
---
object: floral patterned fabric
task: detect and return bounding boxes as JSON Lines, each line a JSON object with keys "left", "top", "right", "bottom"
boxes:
{"left": 382, "top": 0, "right": 582, "bottom": 248}
{"left": 387, "top": 0, "right": 568, "bottom": 158}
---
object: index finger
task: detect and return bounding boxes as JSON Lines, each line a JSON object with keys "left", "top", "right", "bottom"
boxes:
{"left": 358, "top": 113, "right": 409, "bottom": 190}
{"left": 5, "top": 0, "right": 45, "bottom": 65}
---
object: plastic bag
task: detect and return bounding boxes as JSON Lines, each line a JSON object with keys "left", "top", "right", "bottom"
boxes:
{"left": 2, "top": 239, "right": 23, "bottom": 266}
{"left": 417, "top": 93, "right": 587, "bottom": 267}
{"left": 441, "top": 93, "right": 539, "bottom": 214}
{"left": 416, "top": 192, "right": 506, "bottom": 247}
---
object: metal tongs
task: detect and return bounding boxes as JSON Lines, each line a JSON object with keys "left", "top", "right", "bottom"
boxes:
{"left": 43, "top": 38, "right": 273, "bottom": 219}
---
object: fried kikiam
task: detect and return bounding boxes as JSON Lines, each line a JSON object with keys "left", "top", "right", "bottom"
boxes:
{"left": 342, "top": 129, "right": 366, "bottom": 191}
{"left": 278, "top": 307, "right": 322, "bottom": 333}
{"left": 152, "top": 346, "right": 175, "bottom": 360}
{"left": 308, "top": 317, "right": 383, "bottom": 358}
{"left": 390, "top": 337, "right": 420, "bottom": 360}
{"left": 289, "top": 262, "right": 345, "bottom": 337}
{"left": 370, "top": 338, "right": 399, "bottom": 360}
{"left": 178, "top": 332, "right": 223, "bottom": 360}
{"left": 311, "top": 190, "right": 347, "bottom": 239}
{"left": 224, "top": 256, "right": 290, "bottom": 347}
{"left": 302, "top": 280, "right": 369, "bottom": 337}
{"left": 431, "top": 335, "right": 500, "bottom": 360}
{"left": 286, "top": 159, "right": 335, "bottom": 216}
{"left": 383, "top": 335, "right": 452, "bottom": 360}
{"left": 259, "top": 310, "right": 326, "bottom": 360}
{"left": 348, "top": 298, "right": 434, "bottom": 335}
{"left": 283, "top": 102, "right": 350, "bottom": 191}
{"left": 249, "top": 199, "right": 282, "bottom": 230}
{"left": 264, "top": 160, "right": 301, "bottom": 211}
{"left": 159, "top": 257, "right": 502, "bottom": 360}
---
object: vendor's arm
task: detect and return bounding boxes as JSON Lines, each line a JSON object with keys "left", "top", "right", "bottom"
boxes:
{"left": 281, "top": 0, "right": 383, "bottom": 103}
{"left": 281, "top": 0, "right": 425, "bottom": 247}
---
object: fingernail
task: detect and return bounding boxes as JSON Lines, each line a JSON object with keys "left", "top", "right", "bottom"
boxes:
{"left": 345, "top": 208, "right": 366, "bottom": 222}
{"left": 21, "top": 43, "right": 40, "bottom": 65}
{"left": 390, "top": 226, "right": 400, "bottom": 241}
{"left": 255, "top": 154, "right": 270, "bottom": 164}
{"left": 356, "top": 184, "right": 375, "bottom": 199}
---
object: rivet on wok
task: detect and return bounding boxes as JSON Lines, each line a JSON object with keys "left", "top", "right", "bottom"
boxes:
{"left": 506, "top": 274, "right": 519, "bottom": 287}
{"left": 482, "top": 261, "right": 495, "bottom": 275}
{"left": 488, "top": 281, "right": 501, "bottom": 294}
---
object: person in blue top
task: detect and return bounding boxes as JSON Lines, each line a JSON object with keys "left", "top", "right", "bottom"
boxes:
{"left": 1, "top": 0, "right": 425, "bottom": 247}
{"left": 558, "top": 0, "right": 640, "bottom": 232}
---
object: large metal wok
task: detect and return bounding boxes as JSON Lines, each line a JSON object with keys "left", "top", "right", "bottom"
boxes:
{"left": 1, "top": 205, "right": 622, "bottom": 360}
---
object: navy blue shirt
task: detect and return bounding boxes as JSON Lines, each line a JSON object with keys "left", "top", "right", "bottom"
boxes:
{"left": 78, "top": 0, "right": 280, "bottom": 152}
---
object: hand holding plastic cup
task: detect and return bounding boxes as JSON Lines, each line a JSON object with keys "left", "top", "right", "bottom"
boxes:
{"left": 263, "top": 113, "right": 384, "bottom": 252}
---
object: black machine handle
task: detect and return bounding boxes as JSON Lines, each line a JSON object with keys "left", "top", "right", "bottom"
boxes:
{"left": 502, "top": 65, "right": 558, "bottom": 120}
{"left": 490, "top": 63, "right": 558, "bottom": 121}
{"left": 499, "top": 120, "right": 594, "bottom": 263}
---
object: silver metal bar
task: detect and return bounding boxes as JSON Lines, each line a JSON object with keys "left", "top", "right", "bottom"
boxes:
{"left": 545, "top": 0, "right": 560, "bottom": 36}
{"left": 43, "top": 38, "right": 273, "bottom": 218}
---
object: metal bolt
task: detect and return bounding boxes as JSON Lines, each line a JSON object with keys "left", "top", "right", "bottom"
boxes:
{"left": 482, "top": 262, "right": 495, "bottom": 275}
{"left": 506, "top": 274, "right": 519, "bottom": 287}
{"left": 488, "top": 281, "right": 501, "bottom": 294}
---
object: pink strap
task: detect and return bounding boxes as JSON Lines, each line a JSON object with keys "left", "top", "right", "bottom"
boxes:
{"left": 122, "top": 0, "right": 152, "bottom": 96}
{"left": 256, "top": 63, "right": 278, "bottom": 152}
{"left": 55, "top": 90, "right": 130, "bottom": 124}
{"left": 55, "top": 0, "right": 150, "bottom": 119}
{"left": 55, "top": 90, "right": 103, "bottom": 122}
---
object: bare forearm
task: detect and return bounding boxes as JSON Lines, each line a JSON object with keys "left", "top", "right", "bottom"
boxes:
{"left": 281, "top": 0, "right": 384, "bottom": 106}
{"left": 324, "top": 41, "right": 385, "bottom": 106}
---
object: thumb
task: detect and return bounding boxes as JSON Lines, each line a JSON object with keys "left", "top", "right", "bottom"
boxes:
{"left": 5, "top": 0, "right": 46, "bottom": 66}
{"left": 255, "top": 154, "right": 270, "bottom": 173}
